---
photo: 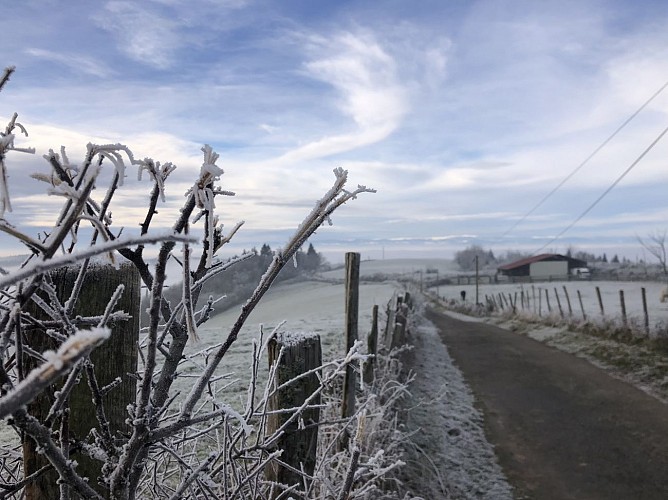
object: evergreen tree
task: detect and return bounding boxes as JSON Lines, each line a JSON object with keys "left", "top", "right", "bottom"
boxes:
{"left": 304, "top": 243, "right": 322, "bottom": 272}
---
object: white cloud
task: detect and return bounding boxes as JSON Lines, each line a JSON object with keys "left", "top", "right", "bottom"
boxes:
{"left": 94, "top": 2, "right": 181, "bottom": 69}
{"left": 274, "top": 31, "right": 408, "bottom": 163}
{"left": 24, "top": 48, "right": 114, "bottom": 78}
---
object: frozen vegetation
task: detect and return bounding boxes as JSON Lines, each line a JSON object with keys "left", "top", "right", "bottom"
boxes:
{"left": 437, "top": 280, "right": 668, "bottom": 327}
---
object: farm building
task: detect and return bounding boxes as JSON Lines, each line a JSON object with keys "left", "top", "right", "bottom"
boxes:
{"left": 497, "top": 253, "right": 587, "bottom": 280}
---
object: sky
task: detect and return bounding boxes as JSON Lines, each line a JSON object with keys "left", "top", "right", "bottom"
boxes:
{"left": 2, "top": 0, "right": 668, "bottom": 264}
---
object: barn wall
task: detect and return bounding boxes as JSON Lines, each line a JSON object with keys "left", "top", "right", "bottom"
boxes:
{"left": 530, "top": 261, "right": 568, "bottom": 279}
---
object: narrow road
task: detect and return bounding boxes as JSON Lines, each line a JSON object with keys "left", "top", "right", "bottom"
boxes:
{"left": 426, "top": 308, "right": 668, "bottom": 500}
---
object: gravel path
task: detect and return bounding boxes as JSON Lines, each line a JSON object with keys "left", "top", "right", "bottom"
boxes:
{"left": 427, "top": 308, "right": 668, "bottom": 500}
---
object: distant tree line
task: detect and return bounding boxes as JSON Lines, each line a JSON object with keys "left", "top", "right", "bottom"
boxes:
{"left": 158, "top": 242, "right": 326, "bottom": 319}
{"left": 454, "top": 245, "right": 534, "bottom": 271}
{"left": 454, "top": 245, "right": 634, "bottom": 271}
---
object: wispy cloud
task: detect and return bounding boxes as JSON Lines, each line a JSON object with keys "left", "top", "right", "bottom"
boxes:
{"left": 274, "top": 31, "right": 409, "bottom": 163}
{"left": 93, "top": 1, "right": 182, "bottom": 69}
{"left": 24, "top": 48, "right": 114, "bottom": 78}
{"left": 3, "top": 0, "right": 668, "bottom": 260}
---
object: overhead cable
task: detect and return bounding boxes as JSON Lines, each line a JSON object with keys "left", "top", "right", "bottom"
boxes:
{"left": 503, "top": 78, "right": 668, "bottom": 237}
{"left": 532, "top": 122, "right": 668, "bottom": 255}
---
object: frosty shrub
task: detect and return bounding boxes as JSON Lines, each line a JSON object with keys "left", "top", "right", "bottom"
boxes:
{"left": 0, "top": 66, "right": 398, "bottom": 499}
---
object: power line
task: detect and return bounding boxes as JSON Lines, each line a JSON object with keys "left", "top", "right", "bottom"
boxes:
{"left": 532, "top": 121, "right": 668, "bottom": 255}
{"left": 503, "top": 78, "right": 668, "bottom": 238}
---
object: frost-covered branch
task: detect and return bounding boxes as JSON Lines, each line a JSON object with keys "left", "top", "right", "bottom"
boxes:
{"left": 0, "top": 67, "right": 15, "bottom": 93}
{"left": 0, "top": 327, "right": 110, "bottom": 419}
{"left": 0, "top": 233, "right": 195, "bottom": 290}
{"left": 0, "top": 72, "right": 396, "bottom": 499}
{"left": 179, "top": 168, "right": 375, "bottom": 421}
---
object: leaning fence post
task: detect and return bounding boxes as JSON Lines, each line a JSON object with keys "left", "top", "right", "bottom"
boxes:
{"left": 364, "top": 305, "right": 379, "bottom": 384}
{"left": 266, "top": 332, "right": 322, "bottom": 491}
{"left": 596, "top": 286, "right": 605, "bottom": 316}
{"left": 577, "top": 290, "right": 587, "bottom": 321}
{"left": 554, "top": 287, "right": 564, "bottom": 318}
{"left": 642, "top": 287, "right": 650, "bottom": 335}
{"left": 562, "top": 286, "right": 573, "bottom": 317}
{"left": 545, "top": 288, "right": 552, "bottom": 313}
{"left": 23, "top": 263, "right": 140, "bottom": 498}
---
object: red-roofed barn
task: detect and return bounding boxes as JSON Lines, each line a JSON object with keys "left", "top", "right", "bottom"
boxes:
{"left": 497, "top": 253, "right": 588, "bottom": 281}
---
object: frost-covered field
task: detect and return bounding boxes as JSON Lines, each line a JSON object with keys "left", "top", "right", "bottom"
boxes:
{"left": 172, "top": 280, "right": 400, "bottom": 407}
{"left": 436, "top": 280, "right": 668, "bottom": 327}
{"left": 0, "top": 280, "right": 399, "bottom": 450}
{"left": 321, "top": 257, "right": 457, "bottom": 281}
{"left": 1, "top": 262, "right": 516, "bottom": 498}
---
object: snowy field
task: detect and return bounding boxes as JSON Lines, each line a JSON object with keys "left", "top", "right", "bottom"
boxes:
{"left": 172, "top": 280, "right": 400, "bottom": 407}
{"left": 321, "top": 257, "right": 457, "bottom": 281}
{"left": 0, "top": 260, "right": 516, "bottom": 498}
{"left": 435, "top": 280, "right": 668, "bottom": 327}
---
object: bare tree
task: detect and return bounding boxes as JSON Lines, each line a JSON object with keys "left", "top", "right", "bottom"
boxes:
{"left": 0, "top": 67, "right": 419, "bottom": 500}
{"left": 637, "top": 230, "right": 668, "bottom": 276}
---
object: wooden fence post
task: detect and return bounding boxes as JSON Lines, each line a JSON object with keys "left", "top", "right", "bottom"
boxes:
{"left": 554, "top": 288, "right": 564, "bottom": 318}
{"left": 596, "top": 286, "right": 605, "bottom": 316}
{"left": 364, "top": 305, "right": 379, "bottom": 385}
{"left": 266, "top": 332, "right": 322, "bottom": 491}
{"left": 538, "top": 288, "right": 542, "bottom": 316}
{"left": 642, "top": 287, "right": 650, "bottom": 335}
{"left": 342, "top": 252, "right": 360, "bottom": 427}
{"left": 545, "top": 288, "right": 552, "bottom": 313}
{"left": 619, "top": 290, "right": 627, "bottom": 328}
{"left": 23, "top": 263, "right": 140, "bottom": 499}
{"left": 577, "top": 290, "right": 587, "bottom": 321}
{"left": 404, "top": 291, "right": 412, "bottom": 310}
{"left": 562, "top": 286, "right": 573, "bottom": 317}
{"left": 392, "top": 297, "right": 408, "bottom": 349}
{"left": 383, "top": 301, "right": 395, "bottom": 349}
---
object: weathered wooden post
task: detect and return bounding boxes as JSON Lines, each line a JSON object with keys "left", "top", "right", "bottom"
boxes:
{"left": 562, "top": 286, "right": 573, "bottom": 317}
{"left": 23, "top": 263, "right": 140, "bottom": 499}
{"left": 475, "top": 255, "right": 479, "bottom": 305}
{"left": 545, "top": 288, "right": 552, "bottom": 313}
{"left": 596, "top": 286, "right": 605, "bottom": 316}
{"left": 532, "top": 285, "right": 537, "bottom": 314}
{"left": 577, "top": 290, "right": 587, "bottom": 321}
{"left": 266, "top": 332, "right": 322, "bottom": 492}
{"left": 382, "top": 298, "right": 396, "bottom": 350}
{"left": 642, "top": 287, "right": 650, "bottom": 335}
{"left": 392, "top": 296, "right": 408, "bottom": 349}
{"left": 619, "top": 290, "right": 627, "bottom": 329}
{"left": 554, "top": 288, "right": 564, "bottom": 318}
{"left": 363, "top": 305, "right": 379, "bottom": 385}
{"left": 341, "top": 252, "right": 360, "bottom": 433}
{"left": 538, "top": 288, "right": 543, "bottom": 316}
{"left": 404, "top": 291, "right": 412, "bottom": 310}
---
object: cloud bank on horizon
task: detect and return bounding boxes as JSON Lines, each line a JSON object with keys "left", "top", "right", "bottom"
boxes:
{"left": 2, "top": 0, "right": 668, "bottom": 262}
